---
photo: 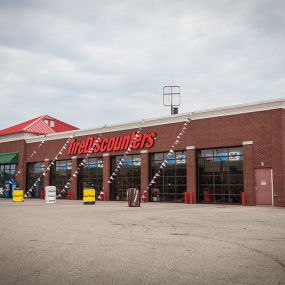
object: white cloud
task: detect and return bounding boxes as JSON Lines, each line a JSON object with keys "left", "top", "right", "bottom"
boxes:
{"left": 0, "top": 0, "right": 284, "bottom": 129}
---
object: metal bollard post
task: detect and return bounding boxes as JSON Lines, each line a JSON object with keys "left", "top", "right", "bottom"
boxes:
{"left": 184, "top": 192, "right": 188, "bottom": 204}
{"left": 241, "top": 192, "right": 245, "bottom": 207}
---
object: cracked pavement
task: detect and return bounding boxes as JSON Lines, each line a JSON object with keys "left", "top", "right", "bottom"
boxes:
{"left": 0, "top": 200, "right": 284, "bottom": 285}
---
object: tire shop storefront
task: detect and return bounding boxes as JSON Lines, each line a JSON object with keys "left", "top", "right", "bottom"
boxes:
{"left": 0, "top": 99, "right": 284, "bottom": 206}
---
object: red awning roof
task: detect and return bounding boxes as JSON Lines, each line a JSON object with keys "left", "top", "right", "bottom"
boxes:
{"left": 0, "top": 115, "right": 78, "bottom": 136}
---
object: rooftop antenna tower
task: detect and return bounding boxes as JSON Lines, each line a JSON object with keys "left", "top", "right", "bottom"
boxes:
{"left": 163, "top": 86, "right": 181, "bottom": 115}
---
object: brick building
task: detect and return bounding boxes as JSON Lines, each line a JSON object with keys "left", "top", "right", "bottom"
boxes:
{"left": 0, "top": 99, "right": 284, "bottom": 206}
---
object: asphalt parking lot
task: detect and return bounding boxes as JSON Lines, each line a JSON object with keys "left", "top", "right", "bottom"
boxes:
{"left": 0, "top": 200, "right": 284, "bottom": 285}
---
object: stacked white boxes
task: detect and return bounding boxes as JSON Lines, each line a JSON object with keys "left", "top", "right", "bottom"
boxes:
{"left": 45, "top": 186, "right": 56, "bottom": 204}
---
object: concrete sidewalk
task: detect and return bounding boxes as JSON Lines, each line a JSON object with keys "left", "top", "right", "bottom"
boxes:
{"left": 0, "top": 200, "right": 284, "bottom": 285}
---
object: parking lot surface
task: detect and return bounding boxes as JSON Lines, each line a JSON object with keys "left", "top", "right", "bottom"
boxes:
{"left": 0, "top": 200, "right": 284, "bottom": 285}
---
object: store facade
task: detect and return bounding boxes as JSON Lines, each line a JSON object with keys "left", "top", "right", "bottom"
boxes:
{"left": 0, "top": 99, "right": 284, "bottom": 206}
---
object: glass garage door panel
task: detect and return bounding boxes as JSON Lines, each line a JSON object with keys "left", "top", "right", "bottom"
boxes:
{"left": 110, "top": 155, "right": 141, "bottom": 201}
{"left": 150, "top": 151, "right": 187, "bottom": 202}
{"left": 27, "top": 162, "right": 45, "bottom": 198}
{"left": 78, "top": 157, "right": 103, "bottom": 200}
{"left": 197, "top": 147, "right": 243, "bottom": 204}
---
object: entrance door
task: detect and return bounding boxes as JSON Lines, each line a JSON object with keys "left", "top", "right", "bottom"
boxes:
{"left": 254, "top": 169, "right": 273, "bottom": 205}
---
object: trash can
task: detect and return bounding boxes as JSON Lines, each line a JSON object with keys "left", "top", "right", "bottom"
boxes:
{"left": 83, "top": 188, "right": 96, "bottom": 205}
{"left": 127, "top": 188, "right": 141, "bottom": 207}
{"left": 45, "top": 186, "right": 56, "bottom": 204}
{"left": 13, "top": 189, "right": 24, "bottom": 202}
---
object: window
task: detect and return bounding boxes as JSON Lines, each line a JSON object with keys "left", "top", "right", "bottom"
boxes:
{"left": 197, "top": 147, "right": 243, "bottom": 204}
{"left": 50, "top": 120, "right": 55, "bottom": 128}
{"left": 26, "top": 162, "right": 45, "bottom": 198}
{"left": 111, "top": 155, "right": 141, "bottom": 201}
{"left": 78, "top": 157, "right": 103, "bottom": 199}
{"left": 150, "top": 151, "right": 186, "bottom": 202}
{"left": 0, "top": 163, "right": 17, "bottom": 198}
{"left": 51, "top": 160, "right": 72, "bottom": 198}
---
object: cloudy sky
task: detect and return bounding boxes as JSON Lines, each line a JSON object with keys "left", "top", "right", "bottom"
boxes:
{"left": 0, "top": 0, "right": 284, "bottom": 130}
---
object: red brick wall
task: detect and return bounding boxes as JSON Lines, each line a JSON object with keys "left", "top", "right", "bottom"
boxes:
{"left": 140, "top": 151, "right": 149, "bottom": 201}
{"left": 1, "top": 108, "right": 284, "bottom": 206}
{"left": 103, "top": 155, "right": 110, "bottom": 201}
{"left": 186, "top": 148, "right": 196, "bottom": 203}
{"left": 270, "top": 109, "right": 284, "bottom": 206}
{"left": 243, "top": 143, "right": 255, "bottom": 205}
{"left": 71, "top": 156, "right": 78, "bottom": 200}
{"left": 43, "top": 159, "right": 50, "bottom": 189}
{"left": 281, "top": 109, "right": 285, "bottom": 206}
{"left": 0, "top": 139, "right": 26, "bottom": 189}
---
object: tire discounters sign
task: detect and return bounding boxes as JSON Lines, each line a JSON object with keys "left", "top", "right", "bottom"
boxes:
{"left": 68, "top": 132, "right": 156, "bottom": 155}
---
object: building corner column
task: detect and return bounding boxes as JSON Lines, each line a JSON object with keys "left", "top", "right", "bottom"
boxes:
{"left": 243, "top": 141, "right": 255, "bottom": 206}
{"left": 140, "top": 150, "right": 149, "bottom": 201}
{"left": 71, "top": 156, "right": 78, "bottom": 200}
{"left": 19, "top": 140, "right": 27, "bottom": 190}
{"left": 103, "top": 153, "right": 110, "bottom": 201}
{"left": 186, "top": 146, "right": 197, "bottom": 203}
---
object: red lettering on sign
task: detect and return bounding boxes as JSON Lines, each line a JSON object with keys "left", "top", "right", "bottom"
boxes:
{"left": 67, "top": 132, "right": 156, "bottom": 155}
{"left": 73, "top": 142, "right": 81, "bottom": 154}
{"left": 113, "top": 136, "right": 123, "bottom": 151}
{"left": 107, "top": 138, "right": 115, "bottom": 151}
{"left": 130, "top": 132, "right": 136, "bottom": 147}
{"left": 145, "top": 132, "right": 156, "bottom": 148}
{"left": 100, "top": 138, "right": 109, "bottom": 152}
{"left": 67, "top": 139, "right": 76, "bottom": 155}
{"left": 133, "top": 134, "right": 142, "bottom": 149}
{"left": 78, "top": 141, "right": 86, "bottom": 154}
{"left": 140, "top": 133, "right": 149, "bottom": 148}
{"left": 93, "top": 137, "right": 102, "bottom": 153}
{"left": 83, "top": 137, "right": 94, "bottom": 154}
{"left": 121, "top": 135, "right": 131, "bottom": 150}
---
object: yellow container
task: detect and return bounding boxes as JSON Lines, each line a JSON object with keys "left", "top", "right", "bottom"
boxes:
{"left": 83, "top": 188, "right": 96, "bottom": 205}
{"left": 13, "top": 189, "right": 24, "bottom": 202}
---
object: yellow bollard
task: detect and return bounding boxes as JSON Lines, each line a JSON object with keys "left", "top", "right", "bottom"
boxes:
{"left": 13, "top": 189, "right": 24, "bottom": 202}
{"left": 83, "top": 188, "right": 96, "bottom": 205}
